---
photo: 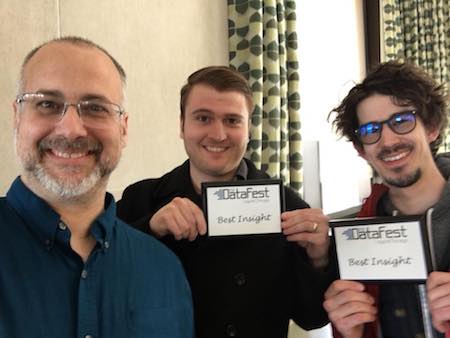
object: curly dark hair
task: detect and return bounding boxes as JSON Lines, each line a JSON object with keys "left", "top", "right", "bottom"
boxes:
{"left": 329, "top": 61, "right": 448, "bottom": 154}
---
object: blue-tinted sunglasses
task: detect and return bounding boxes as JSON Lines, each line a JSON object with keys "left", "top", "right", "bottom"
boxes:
{"left": 355, "top": 110, "right": 417, "bottom": 145}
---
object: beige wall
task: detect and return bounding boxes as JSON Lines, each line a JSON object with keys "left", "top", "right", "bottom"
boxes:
{"left": 0, "top": 0, "right": 228, "bottom": 197}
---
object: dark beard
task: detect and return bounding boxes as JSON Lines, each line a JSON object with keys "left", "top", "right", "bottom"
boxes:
{"left": 384, "top": 168, "right": 421, "bottom": 188}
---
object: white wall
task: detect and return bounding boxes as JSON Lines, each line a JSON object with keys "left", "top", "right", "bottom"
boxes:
{"left": 289, "top": 2, "right": 372, "bottom": 337}
{"left": 298, "top": 1, "right": 372, "bottom": 216}
{"left": 0, "top": 0, "right": 229, "bottom": 197}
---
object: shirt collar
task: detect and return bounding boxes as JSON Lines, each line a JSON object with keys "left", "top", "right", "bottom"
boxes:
{"left": 157, "top": 159, "right": 249, "bottom": 199}
{"left": 6, "top": 177, "right": 116, "bottom": 249}
{"left": 234, "top": 159, "right": 248, "bottom": 180}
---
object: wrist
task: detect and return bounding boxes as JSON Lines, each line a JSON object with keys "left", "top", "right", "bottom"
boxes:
{"left": 310, "top": 255, "right": 329, "bottom": 269}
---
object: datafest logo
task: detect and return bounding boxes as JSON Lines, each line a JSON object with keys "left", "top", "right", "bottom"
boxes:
{"left": 214, "top": 186, "right": 271, "bottom": 201}
{"left": 342, "top": 225, "right": 408, "bottom": 240}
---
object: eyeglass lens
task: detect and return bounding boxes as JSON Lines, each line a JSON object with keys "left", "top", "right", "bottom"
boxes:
{"left": 18, "top": 93, "right": 122, "bottom": 128}
{"left": 357, "top": 111, "right": 416, "bottom": 144}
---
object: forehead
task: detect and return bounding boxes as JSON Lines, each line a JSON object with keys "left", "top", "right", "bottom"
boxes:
{"left": 356, "top": 94, "right": 414, "bottom": 124}
{"left": 22, "top": 42, "right": 123, "bottom": 101}
{"left": 186, "top": 84, "right": 250, "bottom": 117}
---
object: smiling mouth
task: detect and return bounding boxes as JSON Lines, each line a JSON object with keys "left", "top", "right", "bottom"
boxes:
{"left": 50, "top": 149, "right": 92, "bottom": 159}
{"left": 39, "top": 136, "right": 101, "bottom": 161}
{"left": 377, "top": 143, "right": 413, "bottom": 164}
{"left": 382, "top": 151, "right": 409, "bottom": 162}
{"left": 204, "top": 145, "right": 228, "bottom": 153}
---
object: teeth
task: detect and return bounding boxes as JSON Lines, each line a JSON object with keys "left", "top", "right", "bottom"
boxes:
{"left": 383, "top": 152, "right": 408, "bottom": 162}
{"left": 52, "top": 150, "right": 87, "bottom": 159}
{"left": 205, "top": 146, "right": 226, "bottom": 153}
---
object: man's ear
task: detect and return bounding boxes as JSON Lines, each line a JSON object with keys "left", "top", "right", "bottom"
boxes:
{"left": 179, "top": 115, "right": 184, "bottom": 139}
{"left": 120, "top": 113, "right": 129, "bottom": 148}
{"left": 12, "top": 101, "right": 20, "bottom": 129}
{"left": 426, "top": 125, "right": 440, "bottom": 144}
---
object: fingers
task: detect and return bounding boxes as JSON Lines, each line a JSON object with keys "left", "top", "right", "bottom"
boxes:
{"left": 325, "top": 280, "right": 366, "bottom": 299}
{"left": 324, "top": 280, "right": 376, "bottom": 320}
{"left": 281, "top": 208, "right": 330, "bottom": 264}
{"left": 149, "top": 197, "right": 206, "bottom": 241}
{"left": 427, "top": 272, "right": 450, "bottom": 333}
{"left": 174, "top": 198, "right": 205, "bottom": 240}
{"left": 191, "top": 202, "right": 207, "bottom": 236}
{"left": 281, "top": 208, "right": 329, "bottom": 239}
{"left": 323, "top": 280, "right": 377, "bottom": 337}
{"left": 427, "top": 271, "right": 450, "bottom": 291}
{"left": 430, "top": 307, "right": 450, "bottom": 334}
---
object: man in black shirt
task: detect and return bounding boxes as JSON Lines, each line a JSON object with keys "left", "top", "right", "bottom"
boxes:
{"left": 118, "top": 66, "right": 333, "bottom": 338}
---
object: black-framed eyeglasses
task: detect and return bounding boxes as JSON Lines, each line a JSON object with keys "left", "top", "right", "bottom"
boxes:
{"left": 355, "top": 110, "right": 417, "bottom": 145}
{"left": 15, "top": 93, "right": 125, "bottom": 128}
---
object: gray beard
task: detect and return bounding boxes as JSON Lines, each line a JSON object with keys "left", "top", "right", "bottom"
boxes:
{"left": 32, "top": 163, "right": 104, "bottom": 200}
{"left": 15, "top": 131, "right": 118, "bottom": 200}
{"left": 384, "top": 168, "right": 421, "bottom": 188}
{"left": 20, "top": 150, "right": 117, "bottom": 201}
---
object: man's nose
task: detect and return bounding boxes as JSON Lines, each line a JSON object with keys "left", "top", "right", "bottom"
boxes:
{"left": 378, "top": 124, "right": 401, "bottom": 147}
{"left": 208, "top": 121, "right": 227, "bottom": 141}
{"left": 54, "top": 104, "right": 88, "bottom": 138}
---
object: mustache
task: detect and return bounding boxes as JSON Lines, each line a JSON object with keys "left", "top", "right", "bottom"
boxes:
{"left": 377, "top": 143, "right": 413, "bottom": 160}
{"left": 38, "top": 136, "right": 102, "bottom": 155}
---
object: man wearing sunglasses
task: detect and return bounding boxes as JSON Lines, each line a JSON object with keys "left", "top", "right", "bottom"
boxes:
{"left": 323, "top": 61, "right": 450, "bottom": 338}
{"left": 0, "top": 36, "right": 193, "bottom": 337}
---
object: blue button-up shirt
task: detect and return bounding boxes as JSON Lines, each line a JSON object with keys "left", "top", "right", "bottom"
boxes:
{"left": 0, "top": 178, "right": 193, "bottom": 338}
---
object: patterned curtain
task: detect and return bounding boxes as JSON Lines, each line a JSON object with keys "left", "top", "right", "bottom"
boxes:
{"left": 228, "top": 0, "right": 303, "bottom": 193}
{"left": 381, "top": 0, "right": 450, "bottom": 149}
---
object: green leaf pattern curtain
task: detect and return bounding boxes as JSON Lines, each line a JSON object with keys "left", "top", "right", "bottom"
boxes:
{"left": 381, "top": 0, "right": 450, "bottom": 149}
{"left": 228, "top": 0, "right": 303, "bottom": 193}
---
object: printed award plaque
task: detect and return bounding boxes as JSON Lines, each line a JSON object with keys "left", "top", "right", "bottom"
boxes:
{"left": 331, "top": 216, "right": 432, "bottom": 283}
{"left": 202, "top": 179, "right": 284, "bottom": 237}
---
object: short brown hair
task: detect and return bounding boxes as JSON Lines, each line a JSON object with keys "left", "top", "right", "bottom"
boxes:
{"left": 180, "top": 66, "right": 254, "bottom": 119}
{"left": 329, "top": 61, "right": 448, "bottom": 154}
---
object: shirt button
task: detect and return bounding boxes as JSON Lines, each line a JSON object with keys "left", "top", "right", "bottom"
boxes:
{"left": 226, "top": 323, "right": 237, "bottom": 337}
{"left": 104, "top": 241, "right": 110, "bottom": 249}
{"left": 81, "top": 270, "right": 88, "bottom": 279}
{"left": 58, "top": 221, "right": 67, "bottom": 230}
{"left": 394, "top": 308, "right": 407, "bottom": 317}
{"left": 234, "top": 272, "right": 246, "bottom": 286}
{"left": 85, "top": 335, "right": 93, "bottom": 338}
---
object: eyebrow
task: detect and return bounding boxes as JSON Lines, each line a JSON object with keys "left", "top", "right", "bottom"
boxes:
{"left": 191, "top": 109, "right": 245, "bottom": 118}
{"left": 33, "top": 89, "right": 64, "bottom": 98}
{"left": 360, "top": 110, "right": 415, "bottom": 125}
{"left": 190, "top": 108, "right": 214, "bottom": 115}
{"left": 33, "top": 89, "right": 113, "bottom": 103}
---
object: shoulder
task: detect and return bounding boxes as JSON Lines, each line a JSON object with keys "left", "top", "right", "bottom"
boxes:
{"left": 359, "top": 183, "right": 389, "bottom": 217}
{"left": 112, "top": 219, "right": 193, "bottom": 331}
{"left": 115, "top": 218, "right": 183, "bottom": 269}
{"left": 117, "top": 161, "right": 190, "bottom": 218}
{"left": 245, "top": 158, "right": 270, "bottom": 179}
{"left": 0, "top": 197, "right": 8, "bottom": 210}
{"left": 122, "top": 161, "right": 188, "bottom": 197}
{"left": 243, "top": 158, "right": 309, "bottom": 210}
{"left": 0, "top": 198, "right": 16, "bottom": 233}
{"left": 284, "top": 185, "right": 309, "bottom": 211}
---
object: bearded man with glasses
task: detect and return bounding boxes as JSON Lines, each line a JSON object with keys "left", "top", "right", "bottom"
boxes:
{"left": 0, "top": 36, "right": 193, "bottom": 338}
{"left": 323, "top": 61, "right": 450, "bottom": 338}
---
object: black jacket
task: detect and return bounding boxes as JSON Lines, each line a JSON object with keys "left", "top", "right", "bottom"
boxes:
{"left": 117, "top": 159, "right": 331, "bottom": 338}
